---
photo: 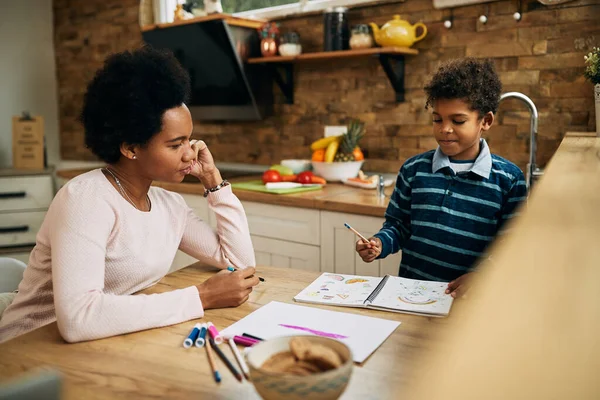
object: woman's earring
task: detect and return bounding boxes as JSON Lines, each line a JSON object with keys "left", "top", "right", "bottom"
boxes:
{"left": 132, "top": 155, "right": 137, "bottom": 159}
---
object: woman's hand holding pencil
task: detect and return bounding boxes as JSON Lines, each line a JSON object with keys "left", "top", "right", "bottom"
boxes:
{"left": 196, "top": 267, "right": 259, "bottom": 309}
{"left": 345, "top": 223, "right": 382, "bottom": 263}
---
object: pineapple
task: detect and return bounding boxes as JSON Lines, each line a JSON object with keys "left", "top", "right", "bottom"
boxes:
{"left": 334, "top": 120, "right": 365, "bottom": 162}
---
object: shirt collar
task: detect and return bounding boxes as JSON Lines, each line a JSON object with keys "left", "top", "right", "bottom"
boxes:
{"left": 432, "top": 139, "right": 492, "bottom": 179}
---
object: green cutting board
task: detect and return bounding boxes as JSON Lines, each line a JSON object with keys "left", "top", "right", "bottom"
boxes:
{"left": 232, "top": 180, "right": 323, "bottom": 195}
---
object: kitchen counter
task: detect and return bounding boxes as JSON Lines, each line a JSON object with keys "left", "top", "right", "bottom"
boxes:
{"left": 56, "top": 169, "right": 394, "bottom": 217}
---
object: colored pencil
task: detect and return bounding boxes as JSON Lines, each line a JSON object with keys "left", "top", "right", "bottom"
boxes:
{"left": 205, "top": 337, "right": 221, "bottom": 383}
{"left": 210, "top": 338, "right": 243, "bottom": 382}
{"left": 227, "top": 337, "right": 250, "bottom": 380}
{"left": 344, "top": 222, "right": 369, "bottom": 243}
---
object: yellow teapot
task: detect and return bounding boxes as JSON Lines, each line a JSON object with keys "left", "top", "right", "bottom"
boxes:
{"left": 369, "top": 15, "right": 427, "bottom": 48}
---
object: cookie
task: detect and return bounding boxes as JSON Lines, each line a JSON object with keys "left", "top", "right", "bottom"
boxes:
{"left": 290, "top": 337, "right": 343, "bottom": 370}
{"left": 262, "top": 338, "right": 344, "bottom": 376}
{"left": 290, "top": 337, "right": 312, "bottom": 360}
{"left": 304, "top": 344, "right": 342, "bottom": 370}
{"left": 261, "top": 351, "right": 296, "bottom": 373}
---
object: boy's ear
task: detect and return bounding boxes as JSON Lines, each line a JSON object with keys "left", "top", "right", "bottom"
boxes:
{"left": 481, "top": 112, "right": 494, "bottom": 131}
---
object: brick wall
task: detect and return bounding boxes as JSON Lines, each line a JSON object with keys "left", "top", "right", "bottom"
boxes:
{"left": 54, "top": 0, "right": 599, "bottom": 173}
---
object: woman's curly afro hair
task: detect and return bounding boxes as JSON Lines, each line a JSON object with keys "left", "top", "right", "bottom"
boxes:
{"left": 81, "top": 46, "right": 191, "bottom": 163}
{"left": 424, "top": 57, "right": 502, "bottom": 117}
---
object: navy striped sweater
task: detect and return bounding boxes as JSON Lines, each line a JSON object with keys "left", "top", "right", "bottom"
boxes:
{"left": 374, "top": 140, "right": 527, "bottom": 282}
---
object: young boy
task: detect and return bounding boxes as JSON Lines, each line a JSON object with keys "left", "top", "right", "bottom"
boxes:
{"left": 356, "top": 57, "right": 527, "bottom": 298}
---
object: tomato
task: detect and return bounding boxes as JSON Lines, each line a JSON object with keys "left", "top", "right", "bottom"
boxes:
{"left": 296, "top": 171, "right": 314, "bottom": 184}
{"left": 262, "top": 169, "right": 282, "bottom": 184}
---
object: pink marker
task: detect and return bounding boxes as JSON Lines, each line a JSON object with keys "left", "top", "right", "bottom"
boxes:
{"left": 232, "top": 335, "right": 259, "bottom": 347}
{"left": 207, "top": 322, "right": 224, "bottom": 345}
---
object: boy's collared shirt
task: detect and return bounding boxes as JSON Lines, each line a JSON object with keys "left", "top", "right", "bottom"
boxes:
{"left": 374, "top": 139, "right": 527, "bottom": 282}
{"left": 432, "top": 139, "right": 492, "bottom": 179}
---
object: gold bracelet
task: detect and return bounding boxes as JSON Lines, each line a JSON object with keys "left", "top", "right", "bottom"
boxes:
{"left": 203, "top": 180, "right": 230, "bottom": 197}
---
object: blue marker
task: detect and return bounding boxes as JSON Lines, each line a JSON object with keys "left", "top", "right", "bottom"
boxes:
{"left": 183, "top": 324, "right": 201, "bottom": 349}
{"left": 195, "top": 323, "right": 208, "bottom": 348}
{"left": 227, "top": 265, "right": 265, "bottom": 282}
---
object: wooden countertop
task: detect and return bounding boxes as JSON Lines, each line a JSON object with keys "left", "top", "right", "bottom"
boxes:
{"left": 0, "top": 167, "right": 53, "bottom": 177}
{"left": 0, "top": 264, "right": 448, "bottom": 399}
{"left": 56, "top": 169, "right": 393, "bottom": 217}
{"left": 404, "top": 133, "right": 600, "bottom": 399}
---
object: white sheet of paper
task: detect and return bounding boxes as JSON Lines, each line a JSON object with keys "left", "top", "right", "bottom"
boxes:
{"left": 220, "top": 301, "right": 400, "bottom": 363}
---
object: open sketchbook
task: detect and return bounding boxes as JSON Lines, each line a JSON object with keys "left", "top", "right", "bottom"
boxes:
{"left": 294, "top": 273, "right": 454, "bottom": 317}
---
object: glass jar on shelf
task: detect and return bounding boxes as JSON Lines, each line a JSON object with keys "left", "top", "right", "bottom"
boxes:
{"left": 349, "top": 24, "right": 374, "bottom": 50}
{"left": 279, "top": 32, "right": 302, "bottom": 57}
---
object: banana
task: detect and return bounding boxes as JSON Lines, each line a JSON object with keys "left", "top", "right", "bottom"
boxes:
{"left": 310, "top": 135, "right": 341, "bottom": 151}
{"left": 324, "top": 139, "right": 340, "bottom": 163}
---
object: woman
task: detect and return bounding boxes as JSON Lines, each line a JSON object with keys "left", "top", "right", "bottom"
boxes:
{"left": 0, "top": 47, "right": 258, "bottom": 343}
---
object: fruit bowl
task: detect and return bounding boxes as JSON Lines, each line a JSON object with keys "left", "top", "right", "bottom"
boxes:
{"left": 311, "top": 161, "right": 364, "bottom": 182}
{"left": 281, "top": 159, "right": 312, "bottom": 174}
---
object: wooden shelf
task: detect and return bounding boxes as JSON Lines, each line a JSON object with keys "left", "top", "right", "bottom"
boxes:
{"left": 246, "top": 46, "right": 418, "bottom": 63}
{"left": 141, "top": 13, "right": 264, "bottom": 32}
{"left": 247, "top": 47, "right": 419, "bottom": 104}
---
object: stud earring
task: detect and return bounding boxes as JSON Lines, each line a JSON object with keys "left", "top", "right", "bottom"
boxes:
{"left": 132, "top": 155, "right": 137, "bottom": 159}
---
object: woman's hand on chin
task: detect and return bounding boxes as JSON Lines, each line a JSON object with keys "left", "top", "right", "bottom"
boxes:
{"left": 188, "top": 140, "right": 222, "bottom": 187}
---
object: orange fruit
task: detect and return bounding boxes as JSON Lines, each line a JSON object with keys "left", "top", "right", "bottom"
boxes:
{"left": 312, "top": 149, "right": 326, "bottom": 162}
{"left": 352, "top": 147, "right": 364, "bottom": 161}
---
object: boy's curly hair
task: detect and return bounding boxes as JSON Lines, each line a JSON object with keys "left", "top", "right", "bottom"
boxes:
{"left": 81, "top": 46, "right": 191, "bottom": 163}
{"left": 424, "top": 57, "right": 502, "bottom": 117}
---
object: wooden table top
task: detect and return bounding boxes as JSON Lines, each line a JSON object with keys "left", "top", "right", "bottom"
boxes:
{"left": 0, "top": 264, "right": 449, "bottom": 400}
{"left": 56, "top": 169, "right": 393, "bottom": 217}
{"left": 405, "top": 134, "right": 600, "bottom": 399}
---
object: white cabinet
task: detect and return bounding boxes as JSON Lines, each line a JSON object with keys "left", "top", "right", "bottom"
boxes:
{"left": 0, "top": 175, "right": 53, "bottom": 212}
{"left": 320, "top": 211, "right": 401, "bottom": 277}
{"left": 243, "top": 202, "right": 320, "bottom": 245}
{"left": 168, "top": 196, "right": 400, "bottom": 277}
{"left": 242, "top": 201, "right": 321, "bottom": 271}
{"left": 0, "top": 171, "right": 54, "bottom": 264}
{"left": 252, "top": 236, "right": 320, "bottom": 272}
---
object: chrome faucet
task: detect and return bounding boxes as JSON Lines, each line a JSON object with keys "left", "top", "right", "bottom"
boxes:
{"left": 377, "top": 174, "right": 386, "bottom": 198}
{"left": 499, "top": 92, "right": 542, "bottom": 188}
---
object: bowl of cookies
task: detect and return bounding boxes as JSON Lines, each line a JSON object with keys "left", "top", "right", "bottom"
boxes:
{"left": 246, "top": 336, "right": 353, "bottom": 400}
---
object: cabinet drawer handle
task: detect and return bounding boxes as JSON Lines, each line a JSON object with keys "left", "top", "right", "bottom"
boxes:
{"left": 0, "top": 225, "right": 29, "bottom": 233}
{"left": 0, "top": 191, "right": 26, "bottom": 199}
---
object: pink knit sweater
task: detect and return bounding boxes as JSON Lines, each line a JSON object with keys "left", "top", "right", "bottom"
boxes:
{"left": 0, "top": 169, "right": 255, "bottom": 343}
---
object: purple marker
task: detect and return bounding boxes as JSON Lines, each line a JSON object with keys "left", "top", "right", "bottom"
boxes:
{"left": 223, "top": 334, "right": 259, "bottom": 347}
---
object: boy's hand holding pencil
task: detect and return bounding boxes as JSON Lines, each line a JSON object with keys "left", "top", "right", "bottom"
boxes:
{"left": 344, "top": 223, "right": 382, "bottom": 263}
{"left": 356, "top": 237, "right": 382, "bottom": 263}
